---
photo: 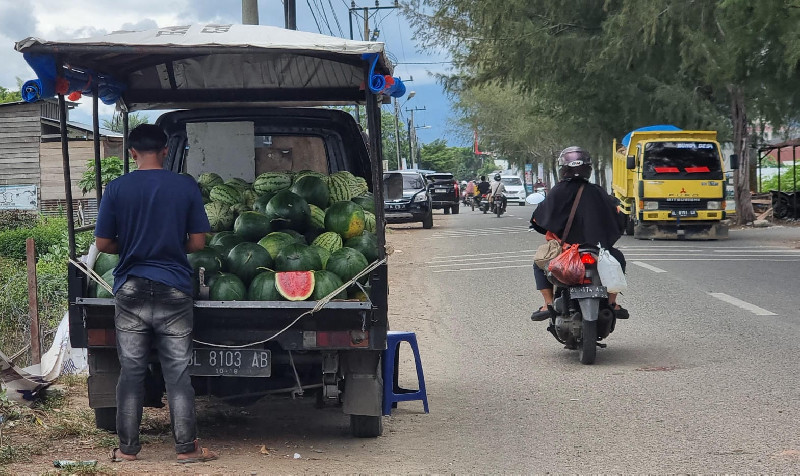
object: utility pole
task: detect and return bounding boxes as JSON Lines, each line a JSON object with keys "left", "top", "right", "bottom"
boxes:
{"left": 284, "top": 0, "right": 297, "bottom": 29}
{"left": 406, "top": 106, "right": 425, "bottom": 169}
{"left": 394, "top": 98, "right": 402, "bottom": 169}
{"left": 242, "top": 0, "right": 259, "bottom": 25}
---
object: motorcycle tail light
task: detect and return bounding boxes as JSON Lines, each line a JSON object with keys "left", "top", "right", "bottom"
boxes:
{"left": 580, "top": 253, "right": 596, "bottom": 265}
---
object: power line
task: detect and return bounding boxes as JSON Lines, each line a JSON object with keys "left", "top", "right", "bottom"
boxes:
{"left": 305, "top": 0, "right": 323, "bottom": 33}
{"left": 327, "top": 0, "right": 345, "bottom": 37}
{"left": 313, "top": 0, "right": 335, "bottom": 35}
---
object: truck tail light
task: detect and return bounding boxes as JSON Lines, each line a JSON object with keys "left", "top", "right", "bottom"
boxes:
{"left": 303, "top": 331, "right": 369, "bottom": 348}
{"left": 580, "top": 253, "right": 596, "bottom": 265}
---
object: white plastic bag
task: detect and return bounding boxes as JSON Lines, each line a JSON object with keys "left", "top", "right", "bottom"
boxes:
{"left": 597, "top": 247, "right": 627, "bottom": 293}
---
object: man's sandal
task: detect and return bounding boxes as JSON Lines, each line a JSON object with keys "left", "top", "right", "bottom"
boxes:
{"left": 530, "top": 305, "right": 551, "bottom": 322}
{"left": 177, "top": 440, "right": 218, "bottom": 464}
{"left": 610, "top": 304, "right": 629, "bottom": 319}
{"left": 109, "top": 448, "right": 136, "bottom": 462}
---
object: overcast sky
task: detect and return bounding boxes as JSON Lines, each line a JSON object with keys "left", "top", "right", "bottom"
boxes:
{"left": 0, "top": 0, "right": 463, "bottom": 146}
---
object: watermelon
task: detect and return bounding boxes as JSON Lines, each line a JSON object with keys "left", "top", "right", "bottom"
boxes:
{"left": 187, "top": 247, "right": 225, "bottom": 277}
{"left": 290, "top": 175, "right": 330, "bottom": 208}
{"left": 209, "top": 231, "right": 243, "bottom": 248}
{"left": 91, "top": 269, "right": 115, "bottom": 298}
{"left": 351, "top": 194, "right": 376, "bottom": 214}
{"left": 308, "top": 204, "right": 326, "bottom": 230}
{"left": 252, "top": 192, "right": 277, "bottom": 214}
{"left": 304, "top": 228, "right": 325, "bottom": 246}
{"left": 264, "top": 190, "right": 311, "bottom": 231}
{"left": 345, "top": 233, "right": 379, "bottom": 263}
{"left": 241, "top": 189, "right": 259, "bottom": 209}
{"left": 351, "top": 176, "right": 369, "bottom": 196}
{"left": 312, "top": 231, "right": 343, "bottom": 254}
{"left": 93, "top": 252, "right": 119, "bottom": 276}
{"left": 226, "top": 242, "right": 274, "bottom": 285}
{"left": 234, "top": 211, "right": 272, "bottom": 242}
{"left": 205, "top": 201, "right": 235, "bottom": 232}
{"left": 257, "top": 232, "right": 299, "bottom": 259}
{"left": 348, "top": 284, "right": 372, "bottom": 301}
{"left": 325, "top": 201, "right": 366, "bottom": 239}
{"left": 209, "top": 184, "right": 243, "bottom": 206}
{"left": 327, "top": 172, "right": 353, "bottom": 204}
{"left": 230, "top": 202, "right": 248, "bottom": 217}
{"left": 254, "top": 172, "right": 293, "bottom": 194}
{"left": 275, "top": 271, "right": 315, "bottom": 301}
{"left": 308, "top": 244, "right": 331, "bottom": 268}
{"left": 247, "top": 271, "right": 284, "bottom": 301}
{"left": 275, "top": 243, "right": 323, "bottom": 272}
{"left": 198, "top": 172, "right": 224, "bottom": 188}
{"left": 326, "top": 247, "right": 369, "bottom": 284}
{"left": 282, "top": 229, "right": 306, "bottom": 243}
{"left": 210, "top": 273, "right": 247, "bottom": 301}
{"left": 363, "top": 211, "right": 376, "bottom": 233}
{"left": 311, "top": 270, "right": 346, "bottom": 300}
{"left": 225, "top": 177, "right": 252, "bottom": 192}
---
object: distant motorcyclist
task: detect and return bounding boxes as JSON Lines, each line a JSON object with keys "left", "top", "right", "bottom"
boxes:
{"left": 489, "top": 173, "right": 507, "bottom": 212}
{"left": 476, "top": 175, "right": 491, "bottom": 196}
{"left": 529, "top": 146, "right": 628, "bottom": 320}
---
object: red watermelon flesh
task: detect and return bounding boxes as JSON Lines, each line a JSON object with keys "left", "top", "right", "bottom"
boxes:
{"left": 275, "top": 271, "right": 315, "bottom": 301}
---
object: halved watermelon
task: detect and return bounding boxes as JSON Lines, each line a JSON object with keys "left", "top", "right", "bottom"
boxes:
{"left": 275, "top": 271, "right": 315, "bottom": 301}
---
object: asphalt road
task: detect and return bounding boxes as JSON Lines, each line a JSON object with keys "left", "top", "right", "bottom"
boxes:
{"left": 12, "top": 206, "right": 800, "bottom": 474}
{"left": 384, "top": 205, "right": 800, "bottom": 473}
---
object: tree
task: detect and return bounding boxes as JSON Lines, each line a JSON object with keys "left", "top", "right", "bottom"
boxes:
{"left": 407, "top": 0, "right": 800, "bottom": 223}
{"left": 417, "top": 139, "right": 474, "bottom": 175}
{"left": 78, "top": 156, "right": 136, "bottom": 195}
{"left": 0, "top": 85, "right": 21, "bottom": 104}
{"left": 102, "top": 111, "right": 149, "bottom": 133}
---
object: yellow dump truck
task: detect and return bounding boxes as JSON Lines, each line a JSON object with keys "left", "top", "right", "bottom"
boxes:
{"left": 612, "top": 129, "right": 737, "bottom": 239}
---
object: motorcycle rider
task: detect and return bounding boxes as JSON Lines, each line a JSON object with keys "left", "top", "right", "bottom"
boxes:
{"left": 476, "top": 175, "right": 491, "bottom": 207}
{"left": 489, "top": 173, "right": 507, "bottom": 212}
{"left": 529, "top": 146, "right": 628, "bottom": 321}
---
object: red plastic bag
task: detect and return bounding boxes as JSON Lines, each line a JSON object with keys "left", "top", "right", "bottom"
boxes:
{"left": 548, "top": 243, "right": 585, "bottom": 285}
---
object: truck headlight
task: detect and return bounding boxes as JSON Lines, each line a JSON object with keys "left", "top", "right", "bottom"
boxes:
{"left": 413, "top": 192, "right": 427, "bottom": 202}
{"left": 707, "top": 201, "right": 721, "bottom": 210}
{"left": 642, "top": 201, "right": 659, "bottom": 210}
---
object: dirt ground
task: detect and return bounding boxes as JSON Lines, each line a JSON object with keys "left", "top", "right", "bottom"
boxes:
{"left": 5, "top": 225, "right": 444, "bottom": 475}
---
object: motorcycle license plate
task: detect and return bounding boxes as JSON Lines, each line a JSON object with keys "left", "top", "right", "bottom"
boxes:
{"left": 671, "top": 210, "right": 697, "bottom": 217}
{"left": 188, "top": 349, "right": 271, "bottom": 377}
{"left": 569, "top": 285, "right": 608, "bottom": 299}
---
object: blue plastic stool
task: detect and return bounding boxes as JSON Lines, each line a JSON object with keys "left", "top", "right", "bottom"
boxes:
{"left": 382, "top": 331, "right": 429, "bottom": 416}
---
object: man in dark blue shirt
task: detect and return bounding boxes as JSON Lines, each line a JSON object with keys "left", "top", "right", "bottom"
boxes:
{"left": 95, "top": 124, "right": 217, "bottom": 464}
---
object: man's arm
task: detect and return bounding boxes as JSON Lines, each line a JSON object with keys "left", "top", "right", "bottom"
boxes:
{"left": 95, "top": 237, "right": 119, "bottom": 254}
{"left": 185, "top": 233, "right": 206, "bottom": 253}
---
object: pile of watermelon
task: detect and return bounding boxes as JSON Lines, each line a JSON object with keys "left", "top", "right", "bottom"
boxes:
{"left": 190, "top": 170, "right": 379, "bottom": 302}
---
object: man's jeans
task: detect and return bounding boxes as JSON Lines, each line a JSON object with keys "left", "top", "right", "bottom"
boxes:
{"left": 114, "top": 277, "right": 196, "bottom": 455}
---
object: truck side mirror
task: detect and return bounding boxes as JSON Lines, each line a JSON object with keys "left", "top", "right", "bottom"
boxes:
{"left": 729, "top": 154, "right": 739, "bottom": 170}
{"left": 626, "top": 155, "right": 636, "bottom": 170}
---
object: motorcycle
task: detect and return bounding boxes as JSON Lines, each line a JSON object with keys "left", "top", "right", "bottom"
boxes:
{"left": 478, "top": 193, "right": 490, "bottom": 214}
{"left": 491, "top": 193, "right": 506, "bottom": 217}
{"left": 540, "top": 244, "right": 619, "bottom": 364}
{"left": 465, "top": 194, "right": 476, "bottom": 211}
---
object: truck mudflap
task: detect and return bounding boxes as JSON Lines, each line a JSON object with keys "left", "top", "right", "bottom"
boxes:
{"left": 635, "top": 221, "right": 729, "bottom": 240}
{"left": 340, "top": 350, "right": 383, "bottom": 416}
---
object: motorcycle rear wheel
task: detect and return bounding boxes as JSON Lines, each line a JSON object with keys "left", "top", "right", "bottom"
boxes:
{"left": 579, "top": 320, "right": 597, "bottom": 365}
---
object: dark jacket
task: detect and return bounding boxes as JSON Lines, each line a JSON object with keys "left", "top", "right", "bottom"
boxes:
{"left": 531, "top": 179, "right": 623, "bottom": 248}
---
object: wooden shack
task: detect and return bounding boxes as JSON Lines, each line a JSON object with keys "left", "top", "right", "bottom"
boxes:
{"left": 0, "top": 100, "right": 123, "bottom": 221}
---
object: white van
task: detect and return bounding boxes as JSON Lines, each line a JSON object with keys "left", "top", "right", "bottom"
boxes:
{"left": 501, "top": 175, "right": 527, "bottom": 206}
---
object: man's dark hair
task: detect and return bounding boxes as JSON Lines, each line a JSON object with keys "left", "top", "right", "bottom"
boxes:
{"left": 480, "top": 175, "right": 486, "bottom": 181}
{"left": 128, "top": 124, "right": 167, "bottom": 152}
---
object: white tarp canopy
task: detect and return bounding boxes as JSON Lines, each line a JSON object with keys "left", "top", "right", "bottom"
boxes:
{"left": 15, "top": 24, "right": 393, "bottom": 110}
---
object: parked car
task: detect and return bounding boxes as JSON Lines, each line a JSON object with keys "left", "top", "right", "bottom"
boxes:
{"left": 501, "top": 174, "right": 528, "bottom": 206}
{"left": 426, "top": 172, "right": 460, "bottom": 214}
{"left": 383, "top": 170, "right": 433, "bottom": 228}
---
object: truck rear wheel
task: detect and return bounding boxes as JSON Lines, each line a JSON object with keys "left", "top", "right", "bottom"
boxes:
{"left": 95, "top": 407, "right": 117, "bottom": 432}
{"left": 451, "top": 204, "right": 459, "bottom": 214}
{"left": 350, "top": 414, "right": 383, "bottom": 437}
{"left": 625, "top": 215, "right": 634, "bottom": 236}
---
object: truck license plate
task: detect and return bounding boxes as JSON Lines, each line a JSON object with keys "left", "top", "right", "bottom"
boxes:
{"left": 672, "top": 210, "right": 697, "bottom": 217}
{"left": 188, "top": 349, "right": 271, "bottom": 377}
{"left": 569, "top": 285, "right": 608, "bottom": 299}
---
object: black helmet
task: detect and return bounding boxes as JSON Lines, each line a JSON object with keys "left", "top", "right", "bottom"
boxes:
{"left": 494, "top": 173, "right": 501, "bottom": 181}
{"left": 558, "top": 146, "right": 593, "bottom": 181}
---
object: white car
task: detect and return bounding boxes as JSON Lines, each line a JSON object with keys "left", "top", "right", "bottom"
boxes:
{"left": 501, "top": 175, "right": 528, "bottom": 206}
